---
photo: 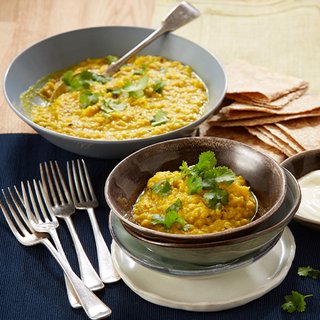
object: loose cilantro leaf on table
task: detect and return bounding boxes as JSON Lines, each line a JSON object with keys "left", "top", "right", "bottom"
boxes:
{"left": 152, "top": 199, "right": 187, "bottom": 230}
{"left": 151, "top": 179, "right": 171, "bottom": 197}
{"left": 179, "top": 151, "right": 236, "bottom": 209}
{"left": 80, "top": 90, "right": 99, "bottom": 108}
{"left": 281, "top": 290, "right": 313, "bottom": 313}
{"left": 150, "top": 110, "right": 168, "bottom": 126}
{"left": 298, "top": 266, "right": 320, "bottom": 279}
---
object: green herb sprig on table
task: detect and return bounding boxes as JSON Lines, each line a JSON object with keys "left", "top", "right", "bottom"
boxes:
{"left": 281, "top": 290, "right": 313, "bottom": 313}
{"left": 298, "top": 266, "right": 320, "bottom": 279}
{"left": 179, "top": 151, "right": 236, "bottom": 209}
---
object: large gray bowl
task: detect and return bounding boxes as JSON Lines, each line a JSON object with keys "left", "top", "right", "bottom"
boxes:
{"left": 3, "top": 26, "right": 226, "bottom": 159}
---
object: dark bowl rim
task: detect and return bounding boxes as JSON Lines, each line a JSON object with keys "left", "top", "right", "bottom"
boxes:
{"left": 3, "top": 25, "right": 227, "bottom": 146}
{"left": 114, "top": 167, "right": 300, "bottom": 248}
{"left": 105, "top": 136, "right": 288, "bottom": 242}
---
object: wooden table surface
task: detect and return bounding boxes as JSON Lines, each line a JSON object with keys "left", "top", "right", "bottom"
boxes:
{"left": 0, "top": 0, "right": 155, "bottom": 134}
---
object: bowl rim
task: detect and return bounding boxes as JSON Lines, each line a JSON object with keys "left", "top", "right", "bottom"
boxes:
{"left": 3, "top": 25, "right": 227, "bottom": 146}
{"left": 105, "top": 136, "right": 288, "bottom": 242}
{"left": 115, "top": 168, "right": 300, "bottom": 247}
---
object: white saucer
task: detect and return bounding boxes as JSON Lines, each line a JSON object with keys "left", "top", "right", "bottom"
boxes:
{"left": 111, "top": 227, "right": 295, "bottom": 312}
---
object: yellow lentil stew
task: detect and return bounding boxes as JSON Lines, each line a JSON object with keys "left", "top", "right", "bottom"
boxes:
{"left": 22, "top": 55, "right": 208, "bottom": 140}
{"left": 132, "top": 151, "right": 257, "bottom": 234}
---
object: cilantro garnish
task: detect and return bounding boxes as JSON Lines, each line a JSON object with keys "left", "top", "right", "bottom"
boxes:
{"left": 150, "top": 110, "right": 169, "bottom": 126}
{"left": 153, "top": 80, "right": 165, "bottom": 93}
{"left": 152, "top": 199, "right": 187, "bottom": 230}
{"left": 105, "top": 55, "right": 118, "bottom": 64}
{"left": 179, "top": 151, "right": 236, "bottom": 209}
{"left": 203, "top": 189, "right": 229, "bottom": 209}
{"left": 62, "top": 70, "right": 109, "bottom": 91}
{"left": 79, "top": 90, "right": 99, "bottom": 108}
{"left": 101, "top": 99, "right": 127, "bottom": 114}
{"left": 298, "top": 266, "right": 320, "bottom": 279}
{"left": 281, "top": 290, "right": 313, "bottom": 313}
{"left": 123, "top": 76, "right": 149, "bottom": 98}
{"left": 133, "top": 69, "right": 145, "bottom": 75}
{"left": 151, "top": 179, "right": 171, "bottom": 197}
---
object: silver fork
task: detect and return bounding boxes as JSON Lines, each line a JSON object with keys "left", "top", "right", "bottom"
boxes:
{"left": 40, "top": 161, "right": 104, "bottom": 291}
{"left": 21, "top": 180, "right": 81, "bottom": 308}
{"left": 0, "top": 187, "right": 112, "bottom": 319}
{"left": 68, "top": 159, "right": 120, "bottom": 283}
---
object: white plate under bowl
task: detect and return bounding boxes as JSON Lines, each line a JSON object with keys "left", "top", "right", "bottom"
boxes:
{"left": 111, "top": 227, "right": 295, "bottom": 312}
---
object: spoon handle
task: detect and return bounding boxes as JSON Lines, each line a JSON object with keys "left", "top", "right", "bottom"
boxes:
{"left": 105, "top": 1, "right": 200, "bottom": 75}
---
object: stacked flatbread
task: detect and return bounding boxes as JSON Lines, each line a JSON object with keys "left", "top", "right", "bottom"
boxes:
{"left": 200, "top": 60, "right": 320, "bottom": 162}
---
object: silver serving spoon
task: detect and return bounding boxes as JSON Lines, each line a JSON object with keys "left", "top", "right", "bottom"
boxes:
{"left": 105, "top": 1, "right": 200, "bottom": 76}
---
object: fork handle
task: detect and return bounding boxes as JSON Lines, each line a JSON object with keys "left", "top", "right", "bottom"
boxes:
{"left": 42, "top": 238, "right": 112, "bottom": 319}
{"left": 87, "top": 208, "right": 120, "bottom": 283}
{"left": 64, "top": 216, "right": 104, "bottom": 291}
{"left": 50, "top": 231, "right": 82, "bottom": 308}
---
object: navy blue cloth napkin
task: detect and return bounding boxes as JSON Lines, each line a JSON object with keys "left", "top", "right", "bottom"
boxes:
{"left": 0, "top": 134, "right": 319, "bottom": 320}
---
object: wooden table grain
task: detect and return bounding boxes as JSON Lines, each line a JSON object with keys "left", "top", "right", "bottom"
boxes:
{"left": 0, "top": 0, "right": 155, "bottom": 134}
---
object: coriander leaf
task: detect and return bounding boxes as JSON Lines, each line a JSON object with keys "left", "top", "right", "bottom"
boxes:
{"left": 166, "top": 199, "right": 182, "bottom": 213}
{"left": 123, "top": 76, "right": 149, "bottom": 98}
{"left": 105, "top": 55, "right": 118, "bottom": 64}
{"left": 101, "top": 99, "right": 127, "bottom": 114}
{"left": 281, "top": 291, "right": 313, "bottom": 313}
{"left": 213, "top": 166, "right": 236, "bottom": 185}
{"left": 62, "top": 70, "right": 74, "bottom": 86}
{"left": 194, "top": 151, "right": 217, "bottom": 173}
{"left": 62, "top": 71, "right": 91, "bottom": 90}
{"left": 150, "top": 110, "right": 168, "bottom": 126}
{"left": 133, "top": 69, "right": 145, "bottom": 75}
{"left": 298, "top": 266, "right": 320, "bottom": 279}
{"left": 186, "top": 175, "right": 202, "bottom": 194}
{"left": 204, "top": 189, "right": 229, "bottom": 209}
{"left": 79, "top": 90, "right": 99, "bottom": 108}
{"left": 92, "top": 73, "right": 111, "bottom": 84}
{"left": 152, "top": 199, "right": 185, "bottom": 230}
{"left": 153, "top": 80, "right": 165, "bottom": 93}
{"left": 151, "top": 179, "right": 171, "bottom": 197}
{"left": 179, "top": 161, "right": 190, "bottom": 177}
{"left": 107, "top": 88, "right": 122, "bottom": 97}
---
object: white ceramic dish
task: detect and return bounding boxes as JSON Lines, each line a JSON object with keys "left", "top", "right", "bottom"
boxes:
{"left": 111, "top": 227, "right": 295, "bottom": 312}
{"left": 282, "top": 149, "right": 320, "bottom": 231}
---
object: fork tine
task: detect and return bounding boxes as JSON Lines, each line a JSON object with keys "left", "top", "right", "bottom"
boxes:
{"left": 76, "top": 160, "right": 89, "bottom": 202}
{"left": 40, "top": 162, "right": 58, "bottom": 205}
{"left": 1, "top": 188, "right": 33, "bottom": 241}
{"left": 80, "top": 159, "right": 97, "bottom": 202}
{"left": 24, "top": 180, "right": 45, "bottom": 223}
{"left": 68, "top": 160, "right": 84, "bottom": 203}
{"left": 53, "top": 161, "right": 73, "bottom": 204}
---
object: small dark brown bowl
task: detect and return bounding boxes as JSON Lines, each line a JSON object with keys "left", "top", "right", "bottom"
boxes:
{"left": 105, "top": 137, "right": 287, "bottom": 243}
{"left": 282, "top": 149, "right": 320, "bottom": 230}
